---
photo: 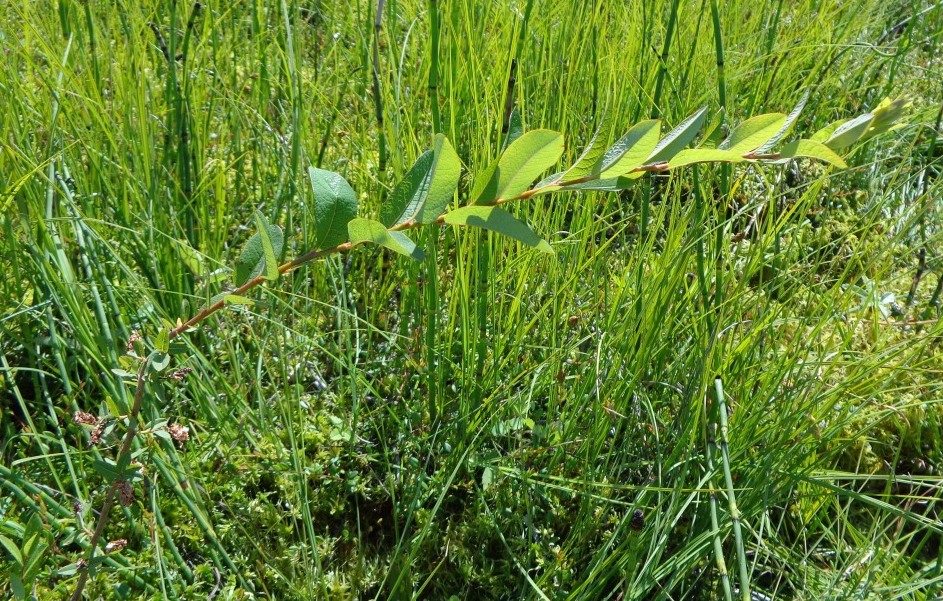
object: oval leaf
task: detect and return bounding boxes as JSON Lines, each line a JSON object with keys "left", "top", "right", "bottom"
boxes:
{"left": 380, "top": 150, "right": 434, "bottom": 227}
{"left": 668, "top": 148, "right": 745, "bottom": 168}
{"left": 561, "top": 175, "right": 640, "bottom": 192}
{"left": 381, "top": 135, "right": 461, "bottom": 227}
{"left": 254, "top": 211, "right": 280, "bottom": 281}
{"left": 172, "top": 238, "right": 203, "bottom": 275}
{"left": 645, "top": 107, "right": 708, "bottom": 165}
{"left": 862, "top": 97, "right": 911, "bottom": 140}
{"left": 775, "top": 139, "right": 847, "bottom": 168}
{"left": 598, "top": 119, "right": 661, "bottom": 178}
{"left": 474, "top": 129, "right": 564, "bottom": 205}
{"left": 753, "top": 89, "right": 809, "bottom": 154}
{"left": 234, "top": 213, "right": 284, "bottom": 286}
{"left": 308, "top": 166, "right": 358, "bottom": 250}
{"left": 444, "top": 206, "right": 553, "bottom": 254}
{"left": 502, "top": 107, "right": 524, "bottom": 151}
{"left": 420, "top": 134, "right": 462, "bottom": 223}
{"left": 822, "top": 113, "right": 874, "bottom": 150}
{"left": 719, "top": 113, "right": 787, "bottom": 154}
{"left": 347, "top": 218, "right": 425, "bottom": 261}
{"left": 561, "top": 113, "right": 611, "bottom": 182}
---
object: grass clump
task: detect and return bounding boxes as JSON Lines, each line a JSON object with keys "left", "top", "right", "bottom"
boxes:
{"left": 1, "top": 1, "right": 943, "bottom": 600}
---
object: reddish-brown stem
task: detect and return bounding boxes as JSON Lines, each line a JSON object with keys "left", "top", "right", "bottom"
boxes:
{"left": 168, "top": 162, "right": 663, "bottom": 341}
{"left": 70, "top": 362, "right": 149, "bottom": 601}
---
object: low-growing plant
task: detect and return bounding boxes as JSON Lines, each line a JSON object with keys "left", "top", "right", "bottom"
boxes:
{"left": 65, "top": 94, "right": 909, "bottom": 600}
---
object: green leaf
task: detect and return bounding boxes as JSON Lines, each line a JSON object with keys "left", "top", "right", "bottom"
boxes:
{"left": 155, "top": 327, "right": 169, "bottom": 354}
{"left": 92, "top": 458, "right": 122, "bottom": 481}
{"left": 474, "top": 129, "right": 564, "bottom": 205}
{"left": 561, "top": 114, "right": 611, "bottom": 182}
{"left": 563, "top": 175, "right": 641, "bottom": 192}
{"left": 420, "top": 135, "right": 462, "bottom": 223}
{"left": 444, "top": 206, "right": 553, "bottom": 254}
{"left": 380, "top": 151, "right": 433, "bottom": 227}
{"left": 118, "top": 355, "right": 140, "bottom": 372}
{"left": 57, "top": 562, "right": 81, "bottom": 577}
{"left": 491, "top": 417, "right": 532, "bottom": 436}
{"left": 862, "top": 97, "right": 911, "bottom": 140}
{"left": 171, "top": 238, "right": 203, "bottom": 274}
{"left": 308, "top": 166, "right": 358, "bottom": 249}
{"left": 347, "top": 218, "right": 425, "bottom": 261}
{"left": 379, "top": 134, "right": 461, "bottom": 227}
{"left": 598, "top": 119, "right": 661, "bottom": 178}
{"left": 810, "top": 119, "right": 844, "bottom": 143}
{"left": 92, "top": 458, "right": 141, "bottom": 483}
{"left": 753, "top": 89, "right": 809, "bottom": 154}
{"left": 775, "top": 139, "right": 847, "bottom": 168}
{"left": 148, "top": 350, "right": 170, "bottom": 373}
{"left": 234, "top": 213, "right": 284, "bottom": 286}
{"left": 223, "top": 294, "right": 254, "bottom": 306}
{"left": 645, "top": 107, "right": 708, "bottom": 165}
{"left": 11, "top": 574, "right": 24, "bottom": 600}
{"left": 667, "top": 148, "right": 745, "bottom": 168}
{"left": 254, "top": 211, "right": 279, "bottom": 281}
{"left": 24, "top": 513, "right": 41, "bottom": 544}
{"left": 481, "top": 466, "right": 494, "bottom": 491}
{"left": 822, "top": 113, "right": 874, "bottom": 150}
{"left": 23, "top": 537, "right": 48, "bottom": 582}
{"left": 699, "top": 108, "right": 728, "bottom": 148}
{"left": 0, "top": 534, "right": 23, "bottom": 567}
{"left": 502, "top": 107, "right": 524, "bottom": 151}
{"left": 208, "top": 292, "right": 255, "bottom": 307}
{"left": 719, "top": 113, "right": 787, "bottom": 154}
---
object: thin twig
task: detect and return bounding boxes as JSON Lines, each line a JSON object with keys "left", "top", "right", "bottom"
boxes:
{"left": 70, "top": 360, "right": 150, "bottom": 601}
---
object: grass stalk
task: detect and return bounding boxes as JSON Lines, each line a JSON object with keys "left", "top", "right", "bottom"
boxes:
{"left": 714, "top": 377, "right": 750, "bottom": 601}
{"left": 372, "top": 0, "right": 388, "bottom": 172}
{"left": 709, "top": 0, "right": 729, "bottom": 196}
{"left": 428, "top": 0, "right": 442, "bottom": 134}
{"left": 704, "top": 406, "right": 734, "bottom": 601}
{"left": 651, "top": 0, "right": 680, "bottom": 118}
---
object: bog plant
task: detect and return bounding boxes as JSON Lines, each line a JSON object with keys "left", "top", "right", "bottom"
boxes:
{"left": 66, "top": 95, "right": 908, "bottom": 600}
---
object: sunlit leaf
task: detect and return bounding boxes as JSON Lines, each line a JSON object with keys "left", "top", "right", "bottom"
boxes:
{"left": 753, "top": 89, "right": 810, "bottom": 154}
{"left": 561, "top": 113, "right": 611, "bottom": 182}
{"left": 208, "top": 292, "right": 256, "bottom": 307}
{"left": 598, "top": 119, "right": 661, "bottom": 178}
{"left": 380, "top": 150, "right": 433, "bottom": 227}
{"left": 562, "top": 175, "right": 640, "bottom": 192}
{"left": 775, "top": 139, "right": 847, "bottom": 168}
{"left": 719, "top": 113, "right": 787, "bottom": 154}
{"left": 474, "top": 129, "right": 564, "bottom": 205}
{"left": 699, "top": 108, "right": 728, "bottom": 148}
{"left": 254, "top": 211, "right": 280, "bottom": 281}
{"left": 347, "top": 218, "right": 425, "bottom": 261}
{"left": 822, "top": 113, "right": 874, "bottom": 150}
{"left": 223, "top": 294, "right": 254, "bottom": 305}
{"left": 861, "top": 97, "right": 911, "bottom": 141}
{"left": 502, "top": 107, "right": 524, "bottom": 151}
{"left": 444, "top": 205, "right": 553, "bottom": 253}
{"left": 381, "top": 135, "right": 461, "bottom": 226}
{"left": 645, "top": 107, "right": 708, "bottom": 165}
{"left": 172, "top": 238, "right": 203, "bottom": 275}
{"left": 668, "top": 148, "right": 745, "bottom": 168}
{"left": 308, "top": 166, "right": 358, "bottom": 250}
{"left": 420, "top": 135, "right": 462, "bottom": 223}
{"left": 155, "top": 328, "right": 169, "bottom": 354}
{"left": 234, "top": 213, "right": 284, "bottom": 286}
